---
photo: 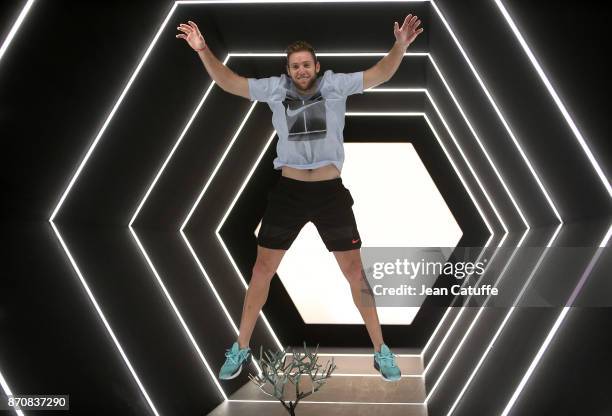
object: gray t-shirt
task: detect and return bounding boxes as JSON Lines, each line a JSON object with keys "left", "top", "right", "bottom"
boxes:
{"left": 247, "top": 69, "right": 364, "bottom": 173}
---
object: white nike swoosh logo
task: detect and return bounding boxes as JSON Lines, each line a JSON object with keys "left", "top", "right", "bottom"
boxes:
{"left": 286, "top": 100, "right": 323, "bottom": 117}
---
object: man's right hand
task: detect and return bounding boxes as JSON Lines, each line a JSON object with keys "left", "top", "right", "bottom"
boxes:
{"left": 176, "top": 19, "right": 250, "bottom": 100}
{"left": 176, "top": 20, "right": 207, "bottom": 51}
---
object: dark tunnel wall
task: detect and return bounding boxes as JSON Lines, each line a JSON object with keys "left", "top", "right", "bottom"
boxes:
{"left": 1, "top": 1, "right": 610, "bottom": 415}
{"left": 421, "top": 2, "right": 612, "bottom": 415}
{"left": 429, "top": 0, "right": 611, "bottom": 225}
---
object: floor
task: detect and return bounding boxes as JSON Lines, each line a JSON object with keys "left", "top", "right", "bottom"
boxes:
{"left": 208, "top": 350, "right": 428, "bottom": 415}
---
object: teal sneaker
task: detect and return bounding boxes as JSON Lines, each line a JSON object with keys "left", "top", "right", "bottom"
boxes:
{"left": 373, "top": 344, "right": 401, "bottom": 382}
{"left": 218, "top": 342, "right": 251, "bottom": 380}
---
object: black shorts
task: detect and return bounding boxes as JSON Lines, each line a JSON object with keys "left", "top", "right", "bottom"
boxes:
{"left": 257, "top": 176, "right": 362, "bottom": 252}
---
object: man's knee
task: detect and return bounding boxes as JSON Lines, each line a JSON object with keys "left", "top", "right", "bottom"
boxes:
{"left": 342, "top": 262, "right": 365, "bottom": 286}
{"left": 251, "top": 260, "right": 277, "bottom": 283}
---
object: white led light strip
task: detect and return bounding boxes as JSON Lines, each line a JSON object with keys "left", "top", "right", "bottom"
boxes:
{"left": 128, "top": 228, "right": 229, "bottom": 399}
{"left": 2, "top": 10, "right": 37, "bottom": 410}
{"left": 426, "top": 222, "right": 568, "bottom": 408}
{"left": 0, "top": 0, "right": 36, "bottom": 63}
{"left": 421, "top": 240, "right": 501, "bottom": 359}
{"left": 331, "top": 373, "right": 423, "bottom": 377}
{"left": 48, "top": 223, "right": 160, "bottom": 415}
{"left": 426, "top": 55, "right": 527, "bottom": 233}
{"left": 422, "top": 242, "right": 504, "bottom": 371}
{"left": 423, "top": 228, "right": 529, "bottom": 401}
{"left": 501, "top": 222, "right": 611, "bottom": 416}
{"left": 178, "top": 0, "right": 430, "bottom": 3}
{"left": 445, "top": 222, "right": 562, "bottom": 415}
{"left": 429, "top": 0, "right": 562, "bottom": 225}
{"left": 494, "top": 0, "right": 611, "bottom": 200}
{"left": 305, "top": 353, "right": 420, "bottom": 357}
{"left": 228, "top": 399, "right": 427, "bottom": 405}
{"left": 426, "top": 195, "right": 562, "bottom": 402}
{"left": 50, "top": 2, "right": 178, "bottom": 220}
{"left": 180, "top": 100, "right": 282, "bottom": 355}
{"left": 0, "top": 369, "right": 24, "bottom": 416}
{"left": 48, "top": 4, "right": 179, "bottom": 415}
{"left": 180, "top": 101, "right": 271, "bottom": 377}
{"left": 130, "top": 56, "right": 233, "bottom": 400}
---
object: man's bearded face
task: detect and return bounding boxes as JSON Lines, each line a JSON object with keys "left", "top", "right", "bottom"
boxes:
{"left": 287, "top": 51, "right": 320, "bottom": 92}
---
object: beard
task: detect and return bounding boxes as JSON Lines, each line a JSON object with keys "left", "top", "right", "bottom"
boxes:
{"left": 293, "top": 74, "right": 317, "bottom": 92}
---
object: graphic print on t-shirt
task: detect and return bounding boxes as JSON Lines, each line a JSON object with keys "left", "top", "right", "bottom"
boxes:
{"left": 283, "top": 90, "right": 327, "bottom": 141}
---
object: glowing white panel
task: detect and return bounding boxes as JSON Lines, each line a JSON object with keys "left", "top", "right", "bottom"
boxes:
{"left": 344, "top": 143, "right": 462, "bottom": 248}
{"left": 255, "top": 143, "right": 462, "bottom": 325}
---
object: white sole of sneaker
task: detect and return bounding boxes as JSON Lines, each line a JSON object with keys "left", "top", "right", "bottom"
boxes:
{"left": 380, "top": 374, "right": 401, "bottom": 382}
{"left": 220, "top": 364, "right": 242, "bottom": 380}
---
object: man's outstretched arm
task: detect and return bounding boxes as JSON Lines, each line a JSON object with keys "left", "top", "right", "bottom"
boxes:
{"left": 176, "top": 20, "right": 250, "bottom": 99}
{"left": 363, "top": 13, "right": 424, "bottom": 90}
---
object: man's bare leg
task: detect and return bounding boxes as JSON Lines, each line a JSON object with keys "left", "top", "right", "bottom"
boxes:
{"left": 236, "top": 245, "right": 287, "bottom": 349}
{"left": 333, "top": 249, "right": 385, "bottom": 352}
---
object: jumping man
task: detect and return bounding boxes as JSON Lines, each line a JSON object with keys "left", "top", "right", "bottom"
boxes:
{"left": 176, "top": 13, "right": 424, "bottom": 382}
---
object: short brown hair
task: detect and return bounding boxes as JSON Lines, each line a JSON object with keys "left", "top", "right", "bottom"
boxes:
{"left": 285, "top": 40, "right": 317, "bottom": 67}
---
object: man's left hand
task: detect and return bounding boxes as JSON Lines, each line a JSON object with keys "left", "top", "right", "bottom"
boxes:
{"left": 394, "top": 14, "right": 424, "bottom": 49}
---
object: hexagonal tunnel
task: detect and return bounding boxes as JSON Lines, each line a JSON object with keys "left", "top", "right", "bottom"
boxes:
{"left": 219, "top": 111, "right": 489, "bottom": 349}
